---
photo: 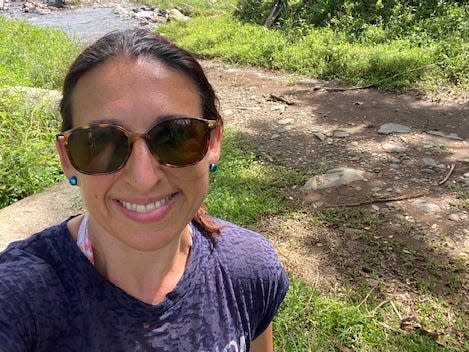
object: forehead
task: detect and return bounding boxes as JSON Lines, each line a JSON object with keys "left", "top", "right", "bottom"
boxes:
{"left": 70, "top": 57, "right": 202, "bottom": 128}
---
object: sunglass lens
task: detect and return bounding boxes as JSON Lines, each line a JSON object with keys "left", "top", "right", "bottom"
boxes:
{"left": 67, "top": 126, "right": 129, "bottom": 174}
{"left": 147, "top": 119, "right": 209, "bottom": 166}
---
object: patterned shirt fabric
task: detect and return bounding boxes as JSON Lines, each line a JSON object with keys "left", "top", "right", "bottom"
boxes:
{"left": 0, "top": 218, "right": 288, "bottom": 351}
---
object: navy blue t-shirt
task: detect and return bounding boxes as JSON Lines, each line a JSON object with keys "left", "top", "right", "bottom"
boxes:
{"left": 0, "top": 218, "right": 288, "bottom": 351}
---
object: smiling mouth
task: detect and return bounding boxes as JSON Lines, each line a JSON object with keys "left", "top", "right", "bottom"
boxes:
{"left": 120, "top": 195, "right": 173, "bottom": 213}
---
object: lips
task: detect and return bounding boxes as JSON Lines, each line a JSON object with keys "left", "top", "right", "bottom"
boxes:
{"left": 120, "top": 195, "right": 173, "bottom": 214}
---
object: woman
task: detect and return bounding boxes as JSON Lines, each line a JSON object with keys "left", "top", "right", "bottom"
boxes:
{"left": 0, "top": 29, "right": 288, "bottom": 351}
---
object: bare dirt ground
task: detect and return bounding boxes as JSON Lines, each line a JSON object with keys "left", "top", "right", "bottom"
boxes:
{"left": 202, "top": 61, "right": 468, "bottom": 348}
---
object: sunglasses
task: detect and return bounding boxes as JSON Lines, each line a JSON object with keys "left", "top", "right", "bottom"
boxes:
{"left": 56, "top": 117, "right": 218, "bottom": 175}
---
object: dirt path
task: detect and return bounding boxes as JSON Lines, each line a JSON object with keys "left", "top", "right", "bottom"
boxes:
{"left": 202, "top": 60, "right": 468, "bottom": 347}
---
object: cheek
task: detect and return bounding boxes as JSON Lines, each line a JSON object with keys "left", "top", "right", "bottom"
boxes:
{"left": 167, "top": 162, "right": 210, "bottom": 183}
{"left": 78, "top": 176, "right": 113, "bottom": 202}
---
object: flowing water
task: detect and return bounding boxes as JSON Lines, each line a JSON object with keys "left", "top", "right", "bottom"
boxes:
{"left": 2, "top": 3, "right": 142, "bottom": 42}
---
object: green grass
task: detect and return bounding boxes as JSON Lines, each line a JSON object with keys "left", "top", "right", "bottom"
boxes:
{"left": 157, "top": 3, "right": 468, "bottom": 93}
{"left": 274, "top": 276, "right": 454, "bottom": 352}
{"left": 206, "top": 128, "right": 304, "bottom": 224}
{"left": 0, "top": 16, "right": 79, "bottom": 89}
{"left": 0, "top": 89, "right": 63, "bottom": 208}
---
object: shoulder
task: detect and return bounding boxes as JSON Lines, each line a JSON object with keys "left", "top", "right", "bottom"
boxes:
{"left": 0, "top": 221, "right": 72, "bottom": 300}
{"left": 0, "top": 222, "right": 73, "bottom": 344}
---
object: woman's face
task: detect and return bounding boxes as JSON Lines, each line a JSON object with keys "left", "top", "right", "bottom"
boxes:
{"left": 57, "top": 57, "right": 221, "bottom": 251}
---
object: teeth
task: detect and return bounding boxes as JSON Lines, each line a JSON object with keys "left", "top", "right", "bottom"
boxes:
{"left": 121, "top": 196, "right": 171, "bottom": 213}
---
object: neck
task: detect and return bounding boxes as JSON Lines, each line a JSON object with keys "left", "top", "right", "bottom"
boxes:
{"left": 88, "top": 220, "right": 193, "bottom": 305}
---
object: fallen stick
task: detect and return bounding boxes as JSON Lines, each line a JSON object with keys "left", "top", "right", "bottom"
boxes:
{"left": 438, "top": 163, "right": 455, "bottom": 185}
{"left": 325, "top": 192, "right": 426, "bottom": 208}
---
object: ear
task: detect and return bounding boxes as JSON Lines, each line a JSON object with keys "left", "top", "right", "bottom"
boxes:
{"left": 55, "top": 139, "right": 75, "bottom": 179}
{"left": 207, "top": 124, "right": 223, "bottom": 164}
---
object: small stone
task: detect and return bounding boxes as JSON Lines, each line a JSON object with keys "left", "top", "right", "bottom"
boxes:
{"left": 448, "top": 213, "right": 460, "bottom": 221}
{"left": 371, "top": 204, "right": 380, "bottom": 212}
{"left": 382, "top": 142, "right": 407, "bottom": 153}
{"left": 278, "top": 118, "right": 294, "bottom": 125}
{"left": 378, "top": 123, "right": 412, "bottom": 134}
{"left": 420, "top": 157, "right": 439, "bottom": 168}
{"left": 390, "top": 163, "right": 400, "bottom": 169}
{"left": 333, "top": 130, "right": 350, "bottom": 138}
{"left": 412, "top": 199, "right": 441, "bottom": 214}
{"left": 313, "top": 132, "right": 326, "bottom": 141}
{"left": 271, "top": 134, "right": 280, "bottom": 139}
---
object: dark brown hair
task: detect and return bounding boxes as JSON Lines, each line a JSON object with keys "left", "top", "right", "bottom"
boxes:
{"left": 59, "top": 28, "right": 222, "bottom": 236}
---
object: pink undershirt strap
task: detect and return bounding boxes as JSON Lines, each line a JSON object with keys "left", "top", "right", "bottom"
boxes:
{"left": 76, "top": 214, "right": 95, "bottom": 265}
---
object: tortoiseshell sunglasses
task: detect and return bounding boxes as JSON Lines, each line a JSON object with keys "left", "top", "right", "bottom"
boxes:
{"left": 56, "top": 116, "right": 217, "bottom": 175}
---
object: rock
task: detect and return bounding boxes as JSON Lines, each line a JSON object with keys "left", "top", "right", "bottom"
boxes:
{"left": 0, "top": 0, "right": 4, "bottom": 10}
{"left": 135, "top": 10, "right": 156, "bottom": 22}
{"left": 388, "top": 156, "right": 400, "bottom": 164}
{"left": 382, "top": 142, "right": 407, "bottom": 153}
{"left": 333, "top": 130, "right": 350, "bottom": 138}
{"left": 426, "top": 130, "right": 463, "bottom": 141}
{"left": 412, "top": 199, "right": 441, "bottom": 214}
{"left": 113, "top": 5, "right": 132, "bottom": 18}
{"left": 420, "top": 157, "right": 438, "bottom": 168}
{"left": 168, "top": 8, "right": 189, "bottom": 21}
{"left": 47, "top": 0, "right": 63, "bottom": 8}
{"left": 378, "top": 123, "right": 412, "bottom": 134}
{"left": 448, "top": 213, "right": 460, "bottom": 221}
{"left": 302, "top": 167, "right": 367, "bottom": 190}
{"left": 278, "top": 118, "right": 294, "bottom": 125}
{"left": 313, "top": 132, "right": 326, "bottom": 141}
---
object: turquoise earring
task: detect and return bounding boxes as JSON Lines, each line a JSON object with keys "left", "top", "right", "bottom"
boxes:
{"left": 68, "top": 176, "right": 78, "bottom": 186}
{"left": 209, "top": 163, "right": 218, "bottom": 173}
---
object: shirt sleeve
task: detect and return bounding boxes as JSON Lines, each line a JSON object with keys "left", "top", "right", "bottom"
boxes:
{"left": 253, "top": 260, "right": 289, "bottom": 339}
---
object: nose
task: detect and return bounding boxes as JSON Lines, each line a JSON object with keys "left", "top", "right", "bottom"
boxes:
{"left": 124, "top": 137, "right": 164, "bottom": 189}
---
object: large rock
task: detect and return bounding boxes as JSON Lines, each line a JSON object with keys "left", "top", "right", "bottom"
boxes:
{"left": 302, "top": 167, "right": 367, "bottom": 190}
{"left": 0, "top": 182, "right": 83, "bottom": 250}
